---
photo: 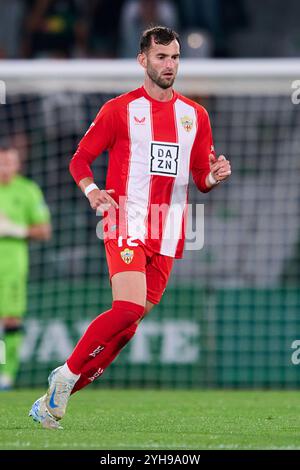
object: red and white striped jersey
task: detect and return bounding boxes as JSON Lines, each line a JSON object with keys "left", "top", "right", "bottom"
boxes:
{"left": 70, "top": 86, "right": 214, "bottom": 258}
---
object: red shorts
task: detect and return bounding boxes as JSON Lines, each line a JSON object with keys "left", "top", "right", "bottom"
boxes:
{"left": 104, "top": 238, "right": 174, "bottom": 304}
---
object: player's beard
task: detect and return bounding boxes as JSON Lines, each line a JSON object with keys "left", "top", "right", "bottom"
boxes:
{"left": 146, "top": 64, "right": 176, "bottom": 90}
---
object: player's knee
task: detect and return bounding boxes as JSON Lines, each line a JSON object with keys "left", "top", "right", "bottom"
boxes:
{"left": 113, "top": 300, "right": 145, "bottom": 328}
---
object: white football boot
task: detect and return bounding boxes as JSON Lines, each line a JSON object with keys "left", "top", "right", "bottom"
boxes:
{"left": 29, "top": 394, "right": 62, "bottom": 430}
{"left": 45, "top": 366, "right": 76, "bottom": 420}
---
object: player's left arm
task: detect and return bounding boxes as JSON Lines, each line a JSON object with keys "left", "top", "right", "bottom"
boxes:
{"left": 25, "top": 182, "right": 51, "bottom": 240}
{"left": 0, "top": 181, "right": 50, "bottom": 240}
{"left": 191, "top": 107, "right": 231, "bottom": 192}
{"left": 27, "top": 222, "right": 51, "bottom": 240}
{"left": 0, "top": 212, "right": 51, "bottom": 240}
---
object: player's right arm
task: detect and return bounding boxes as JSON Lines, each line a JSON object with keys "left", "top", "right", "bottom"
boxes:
{"left": 78, "top": 177, "right": 118, "bottom": 212}
{"left": 69, "top": 100, "right": 118, "bottom": 213}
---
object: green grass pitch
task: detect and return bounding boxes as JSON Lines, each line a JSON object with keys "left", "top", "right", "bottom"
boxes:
{"left": 1, "top": 389, "right": 300, "bottom": 450}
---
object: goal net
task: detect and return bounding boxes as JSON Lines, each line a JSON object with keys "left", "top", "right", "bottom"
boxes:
{"left": 1, "top": 59, "right": 300, "bottom": 388}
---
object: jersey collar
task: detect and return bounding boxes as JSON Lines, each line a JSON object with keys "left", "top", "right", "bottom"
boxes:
{"left": 140, "top": 86, "right": 178, "bottom": 105}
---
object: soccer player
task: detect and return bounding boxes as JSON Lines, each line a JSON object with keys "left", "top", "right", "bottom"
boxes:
{"left": 30, "top": 26, "right": 231, "bottom": 429}
{"left": 0, "top": 142, "right": 51, "bottom": 390}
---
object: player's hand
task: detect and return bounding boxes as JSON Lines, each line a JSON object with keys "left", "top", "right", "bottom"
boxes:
{"left": 87, "top": 188, "right": 118, "bottom": 214}
{"left": 209, "top": 154, "right": 231, "bottom": 182}
{"left": 0, "top": 212, "right": 28, "bottom": 238}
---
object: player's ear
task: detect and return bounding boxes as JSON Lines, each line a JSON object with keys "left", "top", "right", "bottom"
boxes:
{"left": 137, "top": 52, "right": 147, "bottom": 69}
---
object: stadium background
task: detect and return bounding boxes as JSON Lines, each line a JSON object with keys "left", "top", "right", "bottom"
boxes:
{"left": 1, "top": 0, "right": 300, "bottom": 390}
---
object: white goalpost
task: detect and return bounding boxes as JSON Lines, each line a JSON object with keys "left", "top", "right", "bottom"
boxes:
{"left": 1, "top": 58, "right": 300, "bottom": 94}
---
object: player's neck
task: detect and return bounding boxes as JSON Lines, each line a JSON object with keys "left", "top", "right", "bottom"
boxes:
{"left": 0, "top": 175, "right": 16, "bottom": 185}
{"left": 143, "top": 80, "right": 173, "bottom": 102}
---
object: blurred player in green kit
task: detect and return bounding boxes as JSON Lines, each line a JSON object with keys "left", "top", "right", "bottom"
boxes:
{"left": 0, "top": 141, "right": 51, "bottom": 389}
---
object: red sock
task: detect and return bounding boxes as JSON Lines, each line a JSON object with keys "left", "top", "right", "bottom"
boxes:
{"left": 67, "top": 300, "right": 144, "bottom": 374}
{"left": 71, "top": 323, "right": 138, "bottom": 394}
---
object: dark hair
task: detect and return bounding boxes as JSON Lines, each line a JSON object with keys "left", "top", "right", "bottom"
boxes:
{"left": 140, "top": 26, "right": 180, "bottom": 53}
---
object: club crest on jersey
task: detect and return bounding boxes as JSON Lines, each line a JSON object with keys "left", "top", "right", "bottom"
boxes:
{"left": 134, "top": 116, "right": 146, "bottom": 124}
{"left": 120, "top": 248, "right": 134, "bottom": 264}
{"left": 149, "top": 141, "right": 180, "bottom": 177}
{"left": 180, "top": 116, "right": 193, "bottom": 132}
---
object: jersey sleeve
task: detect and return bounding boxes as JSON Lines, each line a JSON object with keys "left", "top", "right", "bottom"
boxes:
{"left": 69, "top": 100, "right": 117, "bottom": 185}
{"left": 190, "top": 107, "right": 215, "bottom": 193}
{"left": 79, "top": 100, "right": 117, "bottom": 155}
{"left": 25, "top": 182, "right": 50, "bottom": 225}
